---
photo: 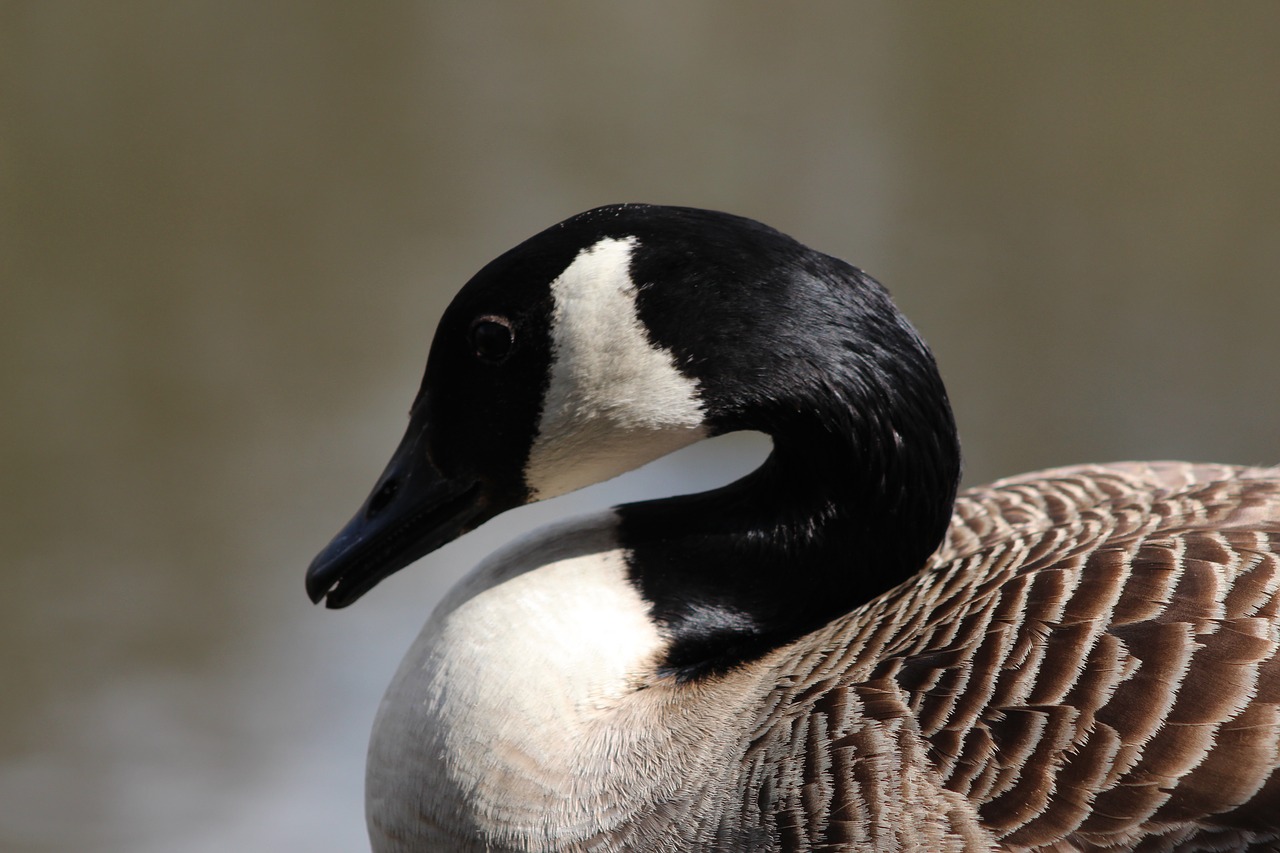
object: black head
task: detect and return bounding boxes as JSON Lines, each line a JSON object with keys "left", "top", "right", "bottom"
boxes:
{"left": 306, "top": 204, "right": 961, "bottom": 614}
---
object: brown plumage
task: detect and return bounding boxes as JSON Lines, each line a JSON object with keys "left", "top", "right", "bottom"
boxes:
{"left": 727, "top": 462, "right": 1280, "bottom": 851}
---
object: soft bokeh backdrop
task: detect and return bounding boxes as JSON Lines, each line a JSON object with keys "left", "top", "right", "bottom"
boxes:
{"left": 3, "top": 4, "right": 1278, "bottom": 851}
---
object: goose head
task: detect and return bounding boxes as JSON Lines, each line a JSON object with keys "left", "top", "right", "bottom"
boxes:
{"left": 307, "top": 204, "right": 961, "bottom": 666}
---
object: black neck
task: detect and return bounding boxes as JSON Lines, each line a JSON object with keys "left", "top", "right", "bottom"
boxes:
{"left": 618, "top": 373, "right": 961, "bottom": 681}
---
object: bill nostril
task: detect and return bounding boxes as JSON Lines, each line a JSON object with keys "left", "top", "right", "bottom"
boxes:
{"left": 367, "top": 477, "right": 400, "bottom": 518}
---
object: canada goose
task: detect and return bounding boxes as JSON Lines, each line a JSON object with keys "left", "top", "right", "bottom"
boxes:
{"left": 306, "top": 204, "right": 1280, "bottom": 852}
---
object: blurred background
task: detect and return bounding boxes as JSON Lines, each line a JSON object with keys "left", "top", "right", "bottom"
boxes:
{"left": 3, "top": 4, "right": 1278, "bottom": 851}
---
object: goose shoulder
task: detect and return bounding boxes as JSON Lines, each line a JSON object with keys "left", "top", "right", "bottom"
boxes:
{"left": 744, "top": 463, "right": 1280, "bottom": 851}
{"left": 936, "top": 460, "right": 1280, "bottom": 564}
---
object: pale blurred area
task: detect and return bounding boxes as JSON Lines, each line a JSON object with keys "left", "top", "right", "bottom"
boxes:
{"left": 2, "top": 4, "right": 1278, "bottom": 851}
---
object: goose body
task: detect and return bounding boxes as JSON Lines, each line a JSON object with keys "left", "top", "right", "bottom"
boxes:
{"left": 307, "top": 205, "right": 1280, "bottom": 851}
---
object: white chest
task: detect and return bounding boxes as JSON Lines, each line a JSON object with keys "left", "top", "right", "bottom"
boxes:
{"left": 365, "top": 514, "right": 747, "bottom": 851}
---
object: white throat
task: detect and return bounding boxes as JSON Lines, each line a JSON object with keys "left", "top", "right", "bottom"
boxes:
{"left": 524, "top": 237, "right": 707, "bottom": 500}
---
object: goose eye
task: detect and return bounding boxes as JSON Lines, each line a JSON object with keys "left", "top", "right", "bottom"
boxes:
{"left": 468, "top": 316, "right": 514, "bottom": 364}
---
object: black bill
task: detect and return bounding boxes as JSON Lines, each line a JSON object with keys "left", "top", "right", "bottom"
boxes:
{"left": 305, "top": 424, "right": 498, "bottom": 609}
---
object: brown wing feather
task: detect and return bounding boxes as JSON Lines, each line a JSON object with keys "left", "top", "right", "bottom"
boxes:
{"left": 733, "top": 464, "right": 1280, "bottom": 852}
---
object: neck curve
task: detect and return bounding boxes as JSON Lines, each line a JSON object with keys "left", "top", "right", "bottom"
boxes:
{"left": 618, "top": 331, "right": 961, "bottom": 680}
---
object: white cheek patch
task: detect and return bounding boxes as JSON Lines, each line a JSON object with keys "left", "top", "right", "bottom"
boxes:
{"left": 525, "top": 237, "right": 707, "bottom": 499}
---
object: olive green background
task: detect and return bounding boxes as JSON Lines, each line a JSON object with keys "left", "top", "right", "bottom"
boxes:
{"left": 3, "top": 4, "right": 1278, "bottom": 851}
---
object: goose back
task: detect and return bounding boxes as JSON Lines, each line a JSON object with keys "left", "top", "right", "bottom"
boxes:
{"left": 730, "top": 462, "right": 1280, "bottom": 851}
